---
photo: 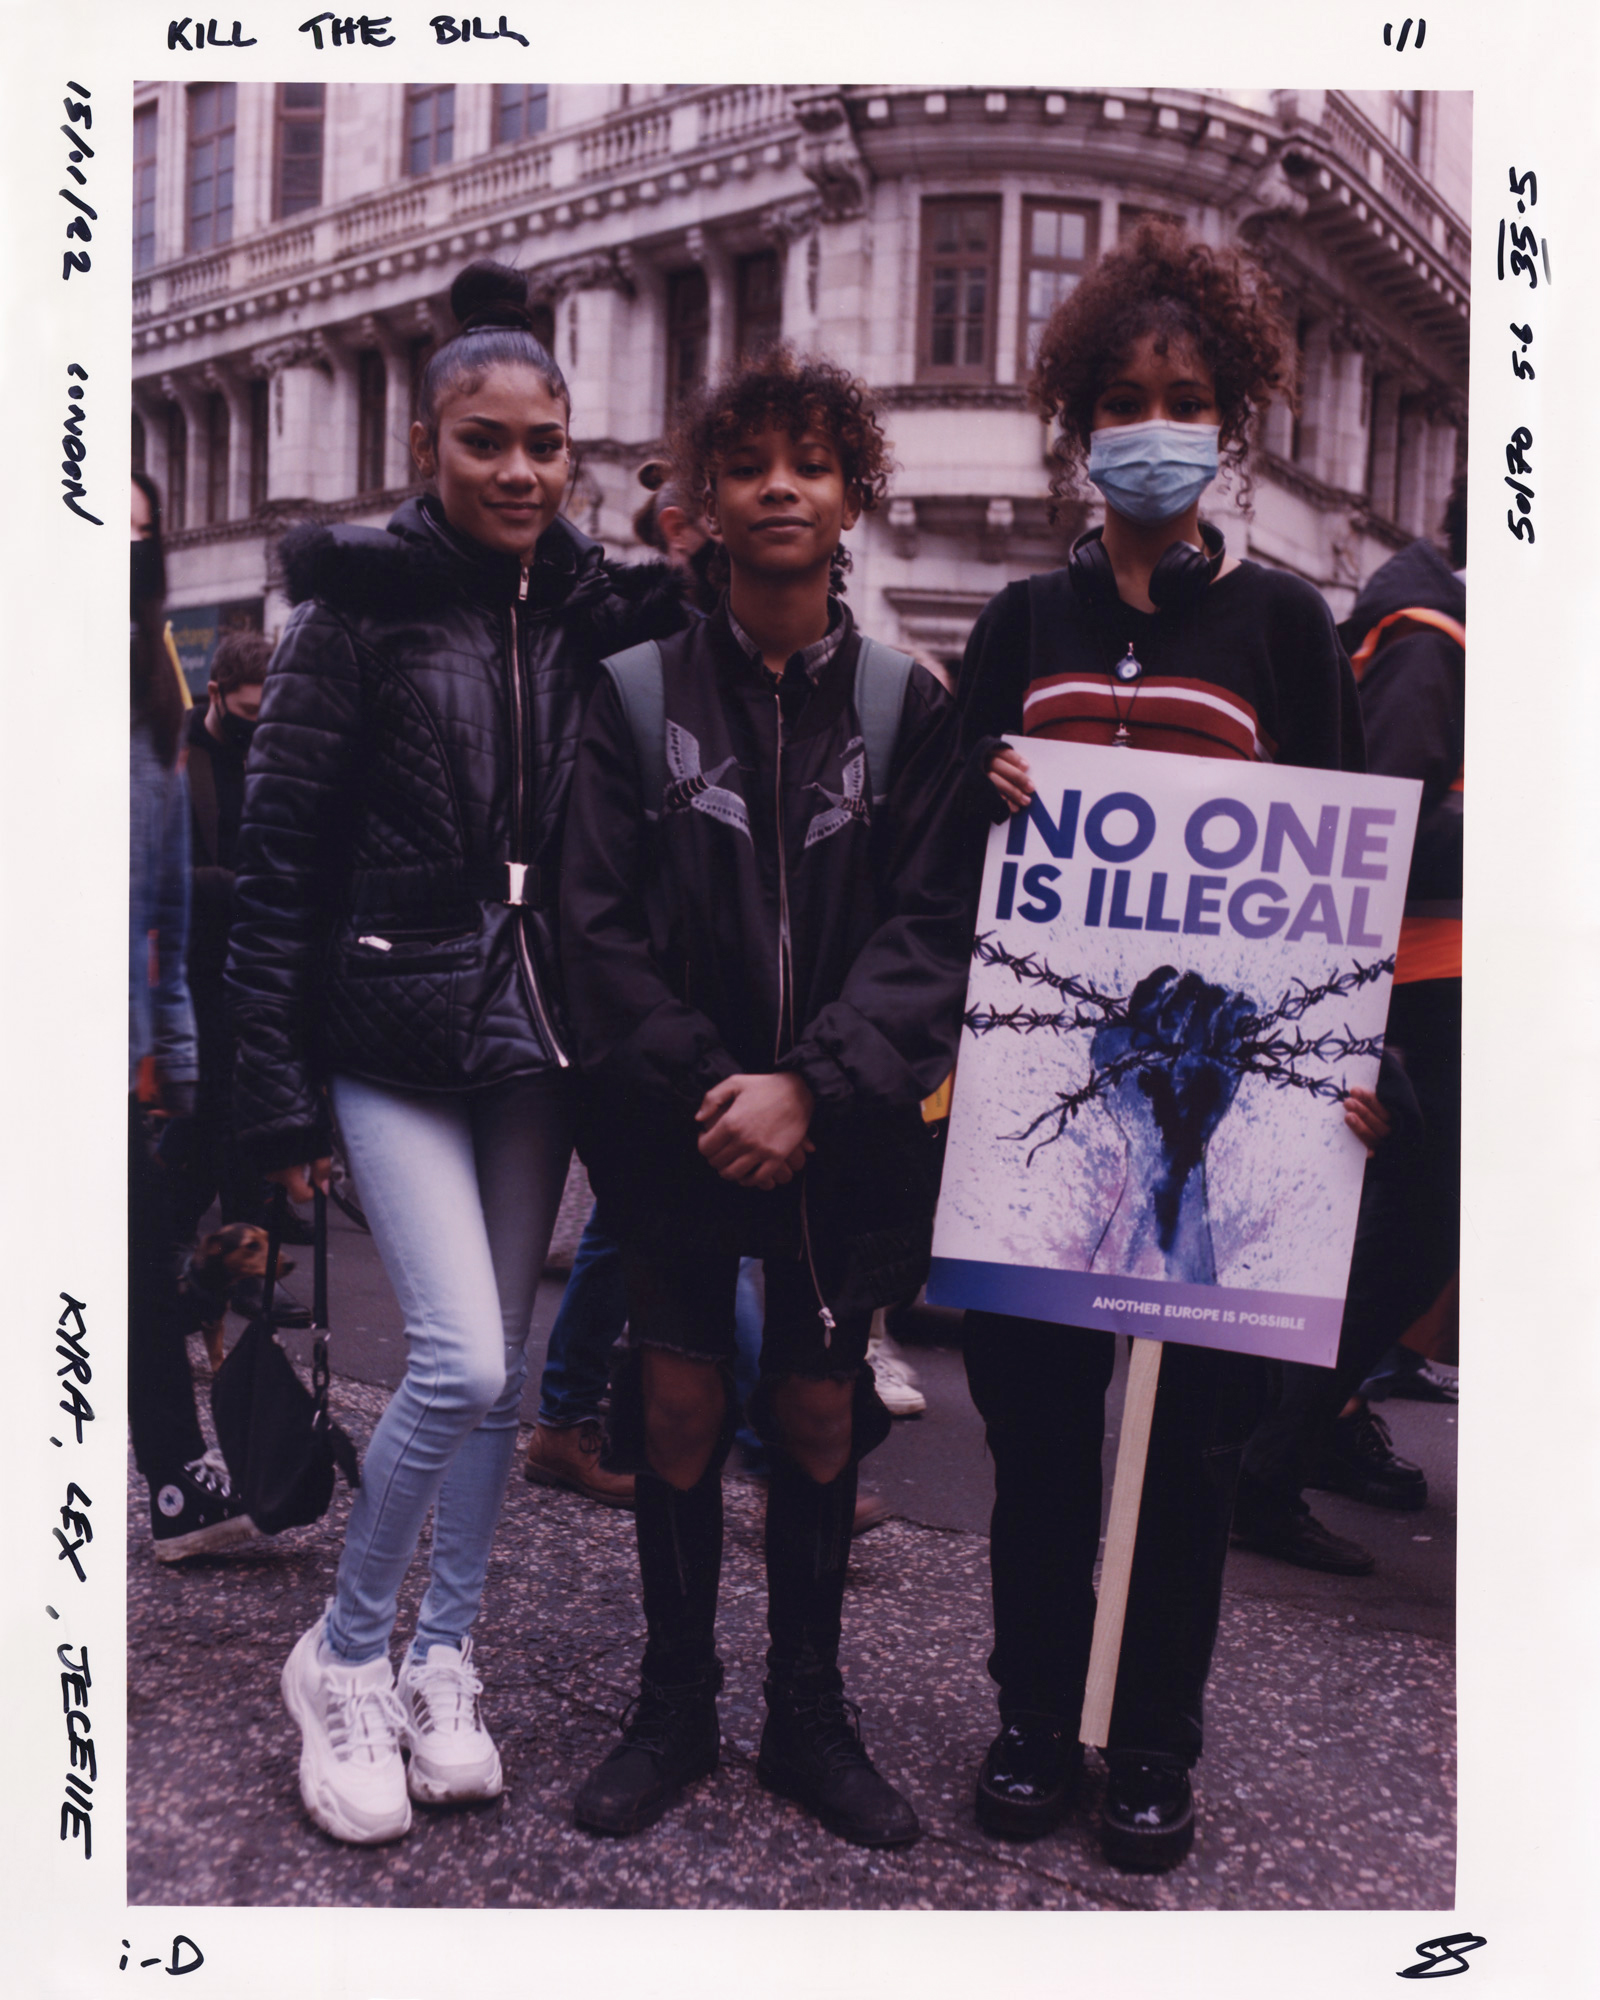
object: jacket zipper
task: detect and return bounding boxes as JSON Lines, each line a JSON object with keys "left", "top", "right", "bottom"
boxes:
{"left": 772, "top": 682, "right": 835, "bottom": 1342}
{"left": 508, "top": 564, "right": 570, "bottom": 1069}
{"left": 772, "top": 686, "right": 795, "bottom": 1064}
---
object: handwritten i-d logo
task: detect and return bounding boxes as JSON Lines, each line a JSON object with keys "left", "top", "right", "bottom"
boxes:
{"left": 1397, "top": 1932, "right": 1487, "bottom": 1979}
{"left": 1384, "top": 17, "right": 1426, "bottom": 48}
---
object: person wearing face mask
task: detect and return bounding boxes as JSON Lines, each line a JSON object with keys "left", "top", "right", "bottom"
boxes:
{"left": 952, "top": 222, "right": 1365, "bottom": 1871}
{"left": 226, "top": 262, "right": 688, "bottom": 1846}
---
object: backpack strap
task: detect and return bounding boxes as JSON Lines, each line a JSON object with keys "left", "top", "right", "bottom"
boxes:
{"left": 607, "top": 632, "right": 915, "bottom": 817}
{"left": 853, "top": 635, "right": 917, "bottom": 806}
{"left": 602, "top": 639, "right": 667, "bottom": 821}
{"left": 1348, "top": 605, "right": 1466, "bottom": 681}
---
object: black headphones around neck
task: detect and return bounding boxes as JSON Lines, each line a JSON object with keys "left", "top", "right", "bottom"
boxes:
{"left": 1066, "top": 520, "right": 1226, "bottom": 614}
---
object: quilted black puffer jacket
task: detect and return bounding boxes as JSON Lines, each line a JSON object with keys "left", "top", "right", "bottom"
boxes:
{"left": 226, "top": 495, "right": 688, "bottom": 1171}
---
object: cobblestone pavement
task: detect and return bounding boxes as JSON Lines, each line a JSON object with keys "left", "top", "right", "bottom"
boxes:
{"left": 128, "top": 1369, "right": 1454, "bottom": 1911}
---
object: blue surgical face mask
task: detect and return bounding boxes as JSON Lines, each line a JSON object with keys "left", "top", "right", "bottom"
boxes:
{"left": 1087, "top": 419, "right": 1220, "bottom": 525}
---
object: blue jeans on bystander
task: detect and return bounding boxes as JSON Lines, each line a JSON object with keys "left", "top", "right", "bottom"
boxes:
{"left": 324, "top": 1071, "right": 573, "bottom": 1666}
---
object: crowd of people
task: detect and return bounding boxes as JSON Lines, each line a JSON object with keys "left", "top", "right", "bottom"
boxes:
{"left": 129, "top": 219, "right": 1462, "bottom": 1878}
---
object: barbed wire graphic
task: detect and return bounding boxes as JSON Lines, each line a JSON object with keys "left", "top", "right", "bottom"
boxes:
{"left": 964, "top": 933, "right": 1395, "bottom": 1161}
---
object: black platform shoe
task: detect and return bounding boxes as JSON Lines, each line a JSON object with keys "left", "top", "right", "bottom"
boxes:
{"left": 758, "top": 1674, "right": 920, "bottom": 1848}
{"left": 1230, "top": 1501, "right": 1376, "bottom": 1576}
{"left": 1100, "top": 1754, "right": 1196, "bottom": 1872}
{"left": 1308, "top": 1405, "right": 1427, "bottom": 1511}
{"left": 975, "top": 1714, "right": 1084, "bottom": 1840}
{"left": 573, "top": 1666, "right": 722, "bottom": 1837}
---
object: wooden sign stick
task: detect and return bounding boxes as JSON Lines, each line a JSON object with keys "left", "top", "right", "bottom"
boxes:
{"left": 1079, "top": 1335, "right": 1164, "bottom": 1749}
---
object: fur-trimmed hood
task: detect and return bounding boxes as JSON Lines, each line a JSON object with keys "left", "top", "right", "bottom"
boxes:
{"left": 280, "top": 495, "right": 688, "bottom": 647}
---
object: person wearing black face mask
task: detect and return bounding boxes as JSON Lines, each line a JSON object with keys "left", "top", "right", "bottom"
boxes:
{"left": 159, "top": 629, "right": 296, "bottom": 1245}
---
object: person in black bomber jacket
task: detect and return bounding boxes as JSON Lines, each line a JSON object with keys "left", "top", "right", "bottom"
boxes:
{"left": 561, "top": 351, "right": 975, "bottom": 1849}
{"left": 226, "top": 262, "right": 687, "bottom": 1847}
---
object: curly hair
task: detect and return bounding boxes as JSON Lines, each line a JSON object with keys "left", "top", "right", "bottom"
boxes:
{"left": 670, "top": 346, "right": 892, "bottom": 595}
{"left": 1031, "top": 220, "right": 1293, "bottom": 517}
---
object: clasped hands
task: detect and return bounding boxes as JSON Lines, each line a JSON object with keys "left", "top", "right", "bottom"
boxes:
{"left": 696, "top": 1071, "right": 815, "bottom": 1190}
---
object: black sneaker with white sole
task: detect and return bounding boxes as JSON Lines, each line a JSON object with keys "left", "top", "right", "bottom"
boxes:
{"left": 149, "top": 1454, "right": 255, "bottom": 1562}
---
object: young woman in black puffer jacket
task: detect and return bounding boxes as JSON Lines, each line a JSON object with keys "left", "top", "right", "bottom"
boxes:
{"left": 226, "top": 262, "right": 686, "bottom": 1847}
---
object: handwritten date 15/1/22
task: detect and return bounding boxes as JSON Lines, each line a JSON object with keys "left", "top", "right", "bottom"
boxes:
{"left": 60, "top": 83, "right": 94, "bottom": 279}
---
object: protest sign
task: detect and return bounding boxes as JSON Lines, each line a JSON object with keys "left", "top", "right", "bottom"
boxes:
{"left": 928, "top": 742, "right": 1421, "bottom": 1367}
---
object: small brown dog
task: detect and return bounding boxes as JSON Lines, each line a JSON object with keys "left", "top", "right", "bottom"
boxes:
{"left": 179, "top": 1224, "right": 295, "bottom": 1369}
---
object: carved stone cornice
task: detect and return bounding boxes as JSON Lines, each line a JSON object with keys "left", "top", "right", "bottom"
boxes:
{"left": 249, "top": 331, "right": 334, "bottom": 378}
{"left": 1256, "top": 449, "right": 1367, "bottom": 514}
{"left": 791, "top": 88, "right": 870, "bottom": 221}
{"left": 871, "top": 382, "right": 1031, "bottom": 412}
{"left": 533, "top": 249, "right": 637, "bottom": 300}
{"left": 1236, "top": 154, "right": 1311, "bottom": 240}
{"left": 760, "top": 196, "right": 823, "bottom": 246}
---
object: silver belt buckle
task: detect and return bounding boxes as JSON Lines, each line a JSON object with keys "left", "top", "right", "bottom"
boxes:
{"left": 505, "top": 861, "right": 528, "bottom": 906}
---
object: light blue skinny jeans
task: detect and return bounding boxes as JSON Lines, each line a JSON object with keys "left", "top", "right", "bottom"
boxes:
{"left": 325, "top": 1071, "right": 573, "bottom": 1666}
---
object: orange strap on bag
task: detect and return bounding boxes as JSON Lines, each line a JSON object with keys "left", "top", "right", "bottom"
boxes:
{"left": 1348, "top": 606, "right": 1466, "bottom": 681}
{"left": 1352, "top": 606, "right": 1466, "bottom": 985}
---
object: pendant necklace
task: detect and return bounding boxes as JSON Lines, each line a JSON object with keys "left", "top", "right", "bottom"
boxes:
{"left": 1108, "top": 643, "right": 1144, "bottom": 746}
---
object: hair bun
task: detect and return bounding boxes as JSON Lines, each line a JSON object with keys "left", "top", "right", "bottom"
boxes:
{"left": 450, "top": 259, "right": 533, "bottom": 334}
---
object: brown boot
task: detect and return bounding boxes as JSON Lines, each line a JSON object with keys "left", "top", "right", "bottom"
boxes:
{"left": 523, "top": 1420, "right": 636, "bottom": 1509}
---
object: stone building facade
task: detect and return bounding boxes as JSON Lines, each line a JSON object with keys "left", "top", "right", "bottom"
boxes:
{"left": 130, "top": 81, "right": 1470, "bottom": 684}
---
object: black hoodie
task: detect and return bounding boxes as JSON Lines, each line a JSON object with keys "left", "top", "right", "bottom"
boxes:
{"left": 226, "top": 495, "right": 689, "bottom": 1171}
{"left": 1338, "top": 538, "right": 1465, "bottom": 909}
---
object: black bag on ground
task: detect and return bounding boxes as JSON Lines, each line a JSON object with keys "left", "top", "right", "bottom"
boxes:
{"left": 212, "top": 1189, "right": 361, "bottom": 1534}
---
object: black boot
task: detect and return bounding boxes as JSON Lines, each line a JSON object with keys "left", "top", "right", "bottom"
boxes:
{"left": 757, "top": 1454, "right": 919, "bottom": 1848}
{"left": 573, "top": 1468, "right": 724, "bottom": 1837}
{"left": 573, "top": 1663, "right": 723, "bottom": 1837}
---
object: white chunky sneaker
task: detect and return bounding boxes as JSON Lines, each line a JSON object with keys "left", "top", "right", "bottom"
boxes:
{"left": 281, "top": 1612, "right": 411, "bottom": 1844}
{"left": 397, "top": 1639, "right": 504, "bottom": 1803}
{"left": 867, "top": 1315, "right": 927, "bottom": 1418}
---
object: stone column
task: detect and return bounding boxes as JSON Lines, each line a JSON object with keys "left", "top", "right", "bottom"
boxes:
{"left": 687, "top": 225, "right": 735, "bottom": 376}
{"left": 351, "top": 316, "right": 416, "bottom": 494}
{"left": 762, "top": 198, "right": 822, "bottom": 353}
{"left": 1366, "top": 372, "right": 1402, "bottom": 522}
{"left": 1395, "top": 395, "right": 1429, "bottom": 538}
{"left": 313, "top": 327, "right": 365, "bottom": 506}
{"left": 203, "top": 362, "right": 253, "bottom": 523}
{"left": 1293, "top": 319, "right": 1331, "bottom": 482}
{"left": 1321, "top": 332, "right": 1369, "bottom": 496}
{"left": 252, "top": 334, "right": 336, "bottom": 505}
{"left": 132, "top": 381, "right": 170, "bottom": 507}
{"left": 160, "top": 371, "right": 208, "bottom": 532}
{"left": 993, "top": 185, "right": 1022, "bottom": 389}
{"left": 1422, "top": 416, "right": 1458, "bottom": 543}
